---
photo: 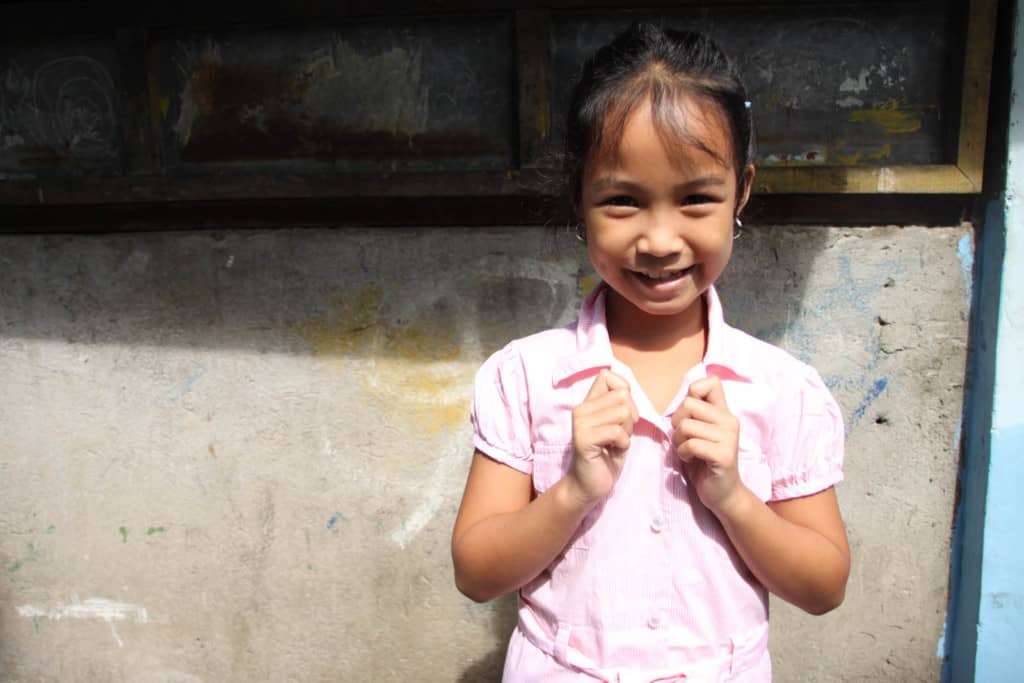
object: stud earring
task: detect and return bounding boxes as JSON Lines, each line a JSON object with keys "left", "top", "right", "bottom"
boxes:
{"left": 733, "top": 216, "right": 743, "bottom": 241}
{"left": 575, "top": 223, "right": 587, "bottom": 243}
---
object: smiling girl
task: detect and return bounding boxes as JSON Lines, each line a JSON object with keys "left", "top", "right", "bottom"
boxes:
{"left": 452, "top": 24, "right": 850, "bottom": 682}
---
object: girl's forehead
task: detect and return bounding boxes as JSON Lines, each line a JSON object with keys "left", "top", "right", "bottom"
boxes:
{"left": 588, "top": 94, "right": 736, "bottom": 175}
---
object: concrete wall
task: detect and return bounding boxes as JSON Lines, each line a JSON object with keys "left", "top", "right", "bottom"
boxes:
{"left": 0, "top": 223, "right": 970, "bottom": 682}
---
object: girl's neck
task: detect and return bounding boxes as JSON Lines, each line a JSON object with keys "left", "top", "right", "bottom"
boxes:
{"left": 605, "top": 289, "right": 708, "bottom": 354}
{"left": 605, "top": 289, "right": 708, "bottom": 414}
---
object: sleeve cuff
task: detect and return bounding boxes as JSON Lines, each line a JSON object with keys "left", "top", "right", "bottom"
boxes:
{"left": 473, "top": 434, "right": 533, "bottom": 475}
{"left": 771, "top": 470, "right": 844, "bottom": 502}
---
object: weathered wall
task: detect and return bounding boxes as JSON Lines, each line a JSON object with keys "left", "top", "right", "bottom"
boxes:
{"left": 0, "top": 223, "right": 969, "bottom": 682}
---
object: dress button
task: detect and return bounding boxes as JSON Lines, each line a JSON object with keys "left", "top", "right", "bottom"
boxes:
{"left": 648, "top": 615, "right": 661, "bottom": 630}
{"left": 650, "top": 516, "right": 665, "bottom": 533}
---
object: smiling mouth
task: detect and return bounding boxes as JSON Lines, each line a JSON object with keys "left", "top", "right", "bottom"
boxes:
{"left": 633, "top": 266, "right": 693, "bottom": 283}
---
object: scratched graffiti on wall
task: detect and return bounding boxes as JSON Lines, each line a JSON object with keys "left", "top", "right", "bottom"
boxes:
{"left": 151, "top": 19, "right": 514, "bottom": 169}
{"left": 551, "top": 7, "right": 949, "bottom": 168}
{"left": 0, "top": 54, "right": 121, "bottom": 172}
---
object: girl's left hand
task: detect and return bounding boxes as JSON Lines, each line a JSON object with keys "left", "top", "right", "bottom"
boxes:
{"left": 671, "top": 375, "right": 744, "bottom": 515}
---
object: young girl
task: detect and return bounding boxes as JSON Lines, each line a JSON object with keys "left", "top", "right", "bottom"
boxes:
{"left": 452, "top": 24, "right": 849, "bottom": 682}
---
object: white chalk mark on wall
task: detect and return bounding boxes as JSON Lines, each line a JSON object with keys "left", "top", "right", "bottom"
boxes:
{"left": 840, "top": 68, "right": 872, "bottom": 94}
{"left": 173, "top": 39, "right": 222, "bottom": 148}
{"left": 877, "top": 167, "right": 897, "bottom": 192}
{"left": 17, "top": 597, "right": 149, "bottom": 648}
{"left": 390, "top": 438, "right": 464, "bottom": 549}
{"left": 0, "top": 56, "right": 119, "bottom": 159}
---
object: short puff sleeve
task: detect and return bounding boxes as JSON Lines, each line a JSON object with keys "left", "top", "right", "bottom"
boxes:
{"left": 470, "top": 344, "right": 533, "bottom": 474}
{"left": 768, "top": 366, "right": 845, "bottom": 501}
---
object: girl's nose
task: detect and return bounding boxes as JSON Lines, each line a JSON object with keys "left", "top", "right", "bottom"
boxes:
{"left": 636, "top": 214, "right": 683, "bottom": 257}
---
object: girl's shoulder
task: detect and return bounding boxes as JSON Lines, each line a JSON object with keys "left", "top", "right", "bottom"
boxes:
{"left": 481, "top": 321, "right": 580, "bottom": 370}
{"left": 475, "top": 321, "right": 580, "bottom": 390}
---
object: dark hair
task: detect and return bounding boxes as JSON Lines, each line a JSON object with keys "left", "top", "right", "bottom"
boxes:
{"left": 565, "top": 23, "right": 754, "bottom": 213}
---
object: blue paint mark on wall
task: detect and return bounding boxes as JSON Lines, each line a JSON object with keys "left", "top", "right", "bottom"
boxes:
{"left": 169, "top": 365, "right": 207, "bottom": 400}
{"left": 850, "top": 378, "right": 889, "bottom": 424}
{"left": 327, "top": 513, "right": 347, "bottom": 530}
{"left": 958, "top": 234, "right": 974, "bottom": 308}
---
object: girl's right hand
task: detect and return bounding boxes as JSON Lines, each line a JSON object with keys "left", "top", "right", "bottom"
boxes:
{"left": 567, "top": 369, "right": 638, "bottom": 506}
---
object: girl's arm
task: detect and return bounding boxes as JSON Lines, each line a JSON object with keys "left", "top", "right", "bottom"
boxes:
{"left": 673, "top": 376, "right": 850, "bottom": 615}
{"left": 453, "top": 369, "right": 638, "bottom": 602}
{"left": 451, "top": 451, "right": 594, "bottom": 602}
{"left": 714, "top": 485, "right": 849, "bottom": 615}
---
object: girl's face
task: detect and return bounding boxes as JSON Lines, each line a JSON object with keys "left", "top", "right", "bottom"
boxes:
{"left": 580, "top": 95, "right": 753, "bottom": 336}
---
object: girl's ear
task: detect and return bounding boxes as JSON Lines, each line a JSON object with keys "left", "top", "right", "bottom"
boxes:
{"left": 736, "top": 164, "right": 756, "bottom": 216}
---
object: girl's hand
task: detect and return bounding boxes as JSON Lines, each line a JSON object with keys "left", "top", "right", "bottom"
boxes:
{"left": 671, "top": 375, "right": 744, "bottom": 515}
{"left": 568, "top": 369, "right": 638, "bottom": 506}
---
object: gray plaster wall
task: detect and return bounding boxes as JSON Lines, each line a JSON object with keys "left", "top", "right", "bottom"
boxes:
{"left": 0, "top": 224, "right": 970, "bottom": 682}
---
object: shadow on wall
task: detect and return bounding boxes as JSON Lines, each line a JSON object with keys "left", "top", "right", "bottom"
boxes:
{"left": 0, "top": 224, "right": 828, "bottom": 358}
{"left": 458, "top": 593, "right": 519, "bottom": 682}
{"left": 0, "top": 227, "right": 586, "bottom": 360}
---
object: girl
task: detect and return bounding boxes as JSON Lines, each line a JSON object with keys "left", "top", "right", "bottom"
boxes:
{"left": 452, "top": 24, "right": 849, "bottom": 682}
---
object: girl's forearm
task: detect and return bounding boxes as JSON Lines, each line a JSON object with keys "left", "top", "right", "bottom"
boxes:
{"left": 713, "top": 486, "right": 850, "bottom": 615}
{"left": 453, "top": 477, "right": 596, "bottom": 603}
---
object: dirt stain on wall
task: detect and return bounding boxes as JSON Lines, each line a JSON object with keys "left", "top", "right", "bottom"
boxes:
{"left": 301, "top": 284, "right": 473, "bottom": 434}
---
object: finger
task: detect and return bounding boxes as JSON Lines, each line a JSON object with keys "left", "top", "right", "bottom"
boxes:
{"left": 688, "top": 376, "right": 729, "bottom": 411}
{"left": 582, "top": 424, "right": 632, "bottom": 453}
{"left": 578, "top": 399, "right": 637, "bottom": 434}
{"left": 575, "top": 387, "right": 633, "bottom": 419}
{"left": 585, "top": 368, "right": 611, "bottom": 400}
{"left": 671, "top": 395, "right": 713, "bottom": 428}
{"left": 603, "top": 370, "right": 631, "bottom": 392}
{"left": 675, "top": 396, "right": 732, "bottom": 426}
{"left": 625, "top": 391, "right": 639, "bottom": 425}
{"left": 674, "top": 417, "right": 724, "bottom": 443}
{"left": 676, "top": 437, "right": 718, "bottom": 464}
{"left": 675, "top": 437, "right": 696, "bottom": 463}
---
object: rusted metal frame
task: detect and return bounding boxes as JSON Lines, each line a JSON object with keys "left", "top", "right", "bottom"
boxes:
{"left": 0, "top": 1, "right": 933, "bottom": 35}
{"left": 0, "top": 193, "right": 973, "bottom": 232}
{"left": 0, "top": 0, "right": 997, "bottom": 214}
{"left": 0, "top": 170, "right": 552, "bottom": 206}
{"left": 755, "top": 165, "right": 978, "bottom": 194}
{"left": 516, "top": 9, "right": 553, "bottom": 169}
{"left": 114, "top": 27, "right": 159, "bottom": 175}
{"left": 955, "top": 0, "right": 997, "bottom": 191}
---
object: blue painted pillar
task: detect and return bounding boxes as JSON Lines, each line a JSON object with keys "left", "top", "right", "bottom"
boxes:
{"left": 974, "top": 0, "right": 1024, "bottom": 674}
{"left": 945, "top": 2, "right": 1024, "bottom": 680}
{"left": 950, "top": 0, "right": 1024, "bottom": 679}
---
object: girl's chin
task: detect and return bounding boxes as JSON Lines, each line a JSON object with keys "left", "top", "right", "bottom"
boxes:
{"left": 609, "top": 287, "right": 704, "bottom": 321}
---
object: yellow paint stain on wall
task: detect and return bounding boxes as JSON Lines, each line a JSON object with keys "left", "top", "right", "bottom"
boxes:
{"left": 305, "top": 285, "right": 384, "bottom": 359}
{"left": 849, "top": 101, "right": 922, "bottom": 134}
{"left": 301, "top": 285, "right": 473, "bottom": 434}
{"left": 865, "top": 143, "right": 893, "bottom": 161}
{"left": 580, "top": 275, "right": 600, "bottom": 297}
{"left": 831, "top": 150, "right": 863, "bottom": 165}
{"left": 830, "top": 141, "right": 892, "bottom": 166}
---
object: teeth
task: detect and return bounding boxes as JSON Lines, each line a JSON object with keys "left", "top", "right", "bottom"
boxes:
{"left": 643, "top": 270, "right": 683, "bottom": 280}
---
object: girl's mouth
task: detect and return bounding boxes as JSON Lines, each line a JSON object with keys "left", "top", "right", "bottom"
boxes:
{"left": 633, "top": 266, "right": 693, "bottom": 285}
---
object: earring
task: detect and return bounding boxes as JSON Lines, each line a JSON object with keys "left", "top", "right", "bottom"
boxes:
{"left": 575, "top": 223, "right": 587, "bottom": 243}
{"left": 733, "top": 216, "right": 743, "bottom": 241}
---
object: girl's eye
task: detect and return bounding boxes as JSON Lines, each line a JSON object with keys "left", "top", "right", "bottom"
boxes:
{"left": 682, "top": 194, "right": 714, "bottom": 205}
{"left": 602, "top": 195, "right": 638, "bottom": 208}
